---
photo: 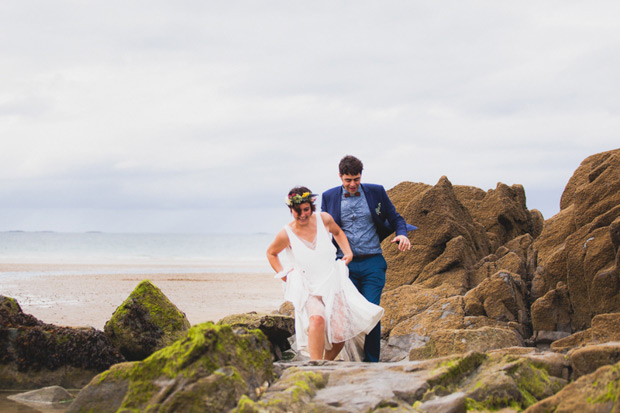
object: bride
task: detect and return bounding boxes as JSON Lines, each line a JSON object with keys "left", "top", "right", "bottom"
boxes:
{"left": 266, "top": 186, "right": 383, "bottom": 360}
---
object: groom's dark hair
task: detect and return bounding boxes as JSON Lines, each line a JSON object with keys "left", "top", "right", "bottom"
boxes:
{"left": 339, "top": 155, "right": 364, "bottom": 176}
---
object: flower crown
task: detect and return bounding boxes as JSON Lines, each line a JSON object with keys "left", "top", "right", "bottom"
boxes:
{"left": 285, "top": 191, "right": 316, "bottom": 206}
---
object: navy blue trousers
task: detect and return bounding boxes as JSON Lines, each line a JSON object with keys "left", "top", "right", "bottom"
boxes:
{"left": 348, "top": 254, "right": 387, "bottom": 362}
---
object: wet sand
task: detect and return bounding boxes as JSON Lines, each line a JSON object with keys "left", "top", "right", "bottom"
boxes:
{"left": 0, "top": 263, "right": 284, "bottom": 330}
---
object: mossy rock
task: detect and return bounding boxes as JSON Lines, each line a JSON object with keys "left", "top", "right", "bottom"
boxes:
{"left": 233, "top": 367, "right": 332, "bottom": 412}
{"left": 0, "top": 295, "right": 41, "bottom": 327}
{"left": 104, "top": 280, "right": 191, "bottom": 361}
{"left": 1, "top": 296, "right": 124, "bottom": 389}
{"left": 218, "top": 312, "right": 295, "bottom": 360}
{"left": 69, "top": 322, "right": 275, "bottom": 412}
{"left": 526, "top": 361, "right": 620, "bottom": 412}
{"left": 421, "top": 352, "right": 568, "bottom": 411}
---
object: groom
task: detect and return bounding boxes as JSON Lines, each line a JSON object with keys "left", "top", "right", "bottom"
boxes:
{"left": 321, "top": 155, "right": 416, "bottom": 362}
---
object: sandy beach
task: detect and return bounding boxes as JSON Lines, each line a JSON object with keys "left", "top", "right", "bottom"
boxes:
{"left": 0, "top": 263, "right": 285, "bottom": 330}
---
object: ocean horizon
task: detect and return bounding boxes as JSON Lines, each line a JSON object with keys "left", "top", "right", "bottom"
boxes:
{"left": 0, "top": 231, "right": 278, "bottom": 278}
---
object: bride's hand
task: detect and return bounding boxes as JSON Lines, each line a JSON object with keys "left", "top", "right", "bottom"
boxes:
{"left": 342, "top": 254, "right": 353, "bottom": 265}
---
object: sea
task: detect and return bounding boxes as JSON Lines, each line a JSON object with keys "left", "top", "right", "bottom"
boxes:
{"left": 0, "top": 231, "right": 277, "bottom": 278}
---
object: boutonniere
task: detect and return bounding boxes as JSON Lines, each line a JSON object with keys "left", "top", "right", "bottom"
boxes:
{"left": 375, "top": 203, "right": 381, "bottom": 215}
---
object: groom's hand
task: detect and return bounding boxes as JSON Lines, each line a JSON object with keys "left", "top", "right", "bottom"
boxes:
{"left": 391, "top": 235, "right": 411, "bottom": 251}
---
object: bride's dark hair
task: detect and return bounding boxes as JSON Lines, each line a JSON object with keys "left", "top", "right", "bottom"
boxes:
{"left": 287, "top": 186, "right": 316, "bottom": 214}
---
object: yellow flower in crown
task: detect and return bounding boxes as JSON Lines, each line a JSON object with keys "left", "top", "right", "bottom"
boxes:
{"left": 285, "top": 191, "right": 316, "bottom": 206}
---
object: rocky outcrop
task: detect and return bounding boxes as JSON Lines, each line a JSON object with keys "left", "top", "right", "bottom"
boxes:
{"left": 525, "top": 361, "right": 620, "bottom": 412}
{"left": 531, "top": 149, "right": 620, "bottom": 333}
{"left": 218, "top": 312, "right": 295, "bottom": 360}
{"left": 7, "top": 385, "right": 74, "bottom": 409}
{"left": 378, "top": 148, "right": 620, "bottom": 364}
{"left": 104, "top": 279, "right": 191, "bottom": 361}
{"left": 68, "top": 322, "right": 274, "bottom": 413}
{"left": 236, "top": 349, "right": 569, "bottom": 412}
{"left": 0, "top": 295, "right": 124, "bottom": 390}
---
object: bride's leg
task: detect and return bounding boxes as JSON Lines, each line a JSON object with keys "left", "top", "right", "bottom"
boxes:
{"left": 308, "top": 315, "right": 325, "bottom": 360}
{"left": 323, "top": 341, "right": 345, "bottom": 360}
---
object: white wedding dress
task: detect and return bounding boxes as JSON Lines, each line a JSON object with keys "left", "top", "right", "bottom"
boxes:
{"left": 282, "top": 213, "right": 384, "bottom": 355}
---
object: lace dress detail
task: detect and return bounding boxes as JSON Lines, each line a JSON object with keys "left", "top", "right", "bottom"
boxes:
{"left": 282, "top": 213, "right": 384, "bottom": 354}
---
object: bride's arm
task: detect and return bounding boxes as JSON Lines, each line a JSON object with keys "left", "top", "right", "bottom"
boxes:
{"left": 321, "top": 212, "right": 353, "bottom": 265}
{"left": 266, "top": 229, "right": 291, "bottom": 279}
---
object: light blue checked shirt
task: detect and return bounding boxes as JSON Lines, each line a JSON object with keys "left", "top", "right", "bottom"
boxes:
{"left": 340, "top": 186, "right": 382, "bottom": 257}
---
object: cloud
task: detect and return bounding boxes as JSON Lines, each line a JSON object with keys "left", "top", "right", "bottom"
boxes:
{"left": 1, "top": 1, "right": 619, "bottom": 232}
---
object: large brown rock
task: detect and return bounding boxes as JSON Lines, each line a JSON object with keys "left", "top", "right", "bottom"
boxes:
{"left": 379, "top": 175, "right": 541, "bottom": 361}
{"left": 454, "top": 183, "right": 543, "bottom": 252}
{"left": 384, "top": 176, "right": 492, "bottom": 292}
{"left": 551, "top": 312, "right": 620, "bottom": 352}
{"left": 532, "top": 149, "right": 620, "bottom": 333}
{"left": 463, "top": 270, "right": 528, "bottom": 326}
{"left": 409, "top": 327, "right": 523, "bottom": 360}
{"left": 568, "top": 342, "right": 620, "bottom": 379}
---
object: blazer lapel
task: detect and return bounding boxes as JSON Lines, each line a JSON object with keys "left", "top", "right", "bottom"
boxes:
{"left": 361, "top": 184, "right": 378, "bottom": 220}
{"left": 332, "top": 187, "right": 343, "bottom": 225}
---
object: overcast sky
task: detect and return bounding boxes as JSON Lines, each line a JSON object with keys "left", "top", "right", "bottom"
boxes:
{"left": 1, "top": 1, "right": 619, "bottom": 234}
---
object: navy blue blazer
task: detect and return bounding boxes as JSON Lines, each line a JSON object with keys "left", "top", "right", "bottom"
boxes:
{"left": 321, "top": 183, "right": 417, "bottom": 243}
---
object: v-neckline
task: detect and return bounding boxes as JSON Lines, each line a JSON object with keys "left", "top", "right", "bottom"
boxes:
{"left": 288, "top": 217, "right": 319, "bottom": 248}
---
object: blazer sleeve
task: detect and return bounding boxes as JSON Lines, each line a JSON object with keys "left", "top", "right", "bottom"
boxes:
{"left": 320, "top": 191, "right": 328, "bottom": 213}
{"left": 380, "top": 187, "right": 409, "bottom": 237}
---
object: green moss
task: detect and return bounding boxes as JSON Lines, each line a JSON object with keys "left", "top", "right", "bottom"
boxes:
{"left": 90, "top": 322, "right": 273, "bottom": 411}
{"left": 591, "top": 377, "right": 619, "bottom": 404}
{"left": 233, "top": 368, "right": 329, "bottom": 412}
{"left": 2, "top": 296, "right": 21, "bottom": 313}
{"left": 465, "top": 396, "right": 521, "bottom": 411}
{"left": 116, "top": 280, "right": 189, "bottom": 333}
{"left": 429, "top": 352, "right": 487, "bottom": 389}
{"left": 235, "top": 395, "right": 260, "bottom": 412}
{"left": 510, "top": 359, "right": 562, "bottom": 409}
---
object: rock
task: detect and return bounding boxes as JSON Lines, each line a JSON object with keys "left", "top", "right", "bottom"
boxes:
{"left": 525, "top": 361, "right": 620, "bottom": 412}
{"left": 276, "top": 300, "right": 295, "bottom": 317}
{"left": 0, "top": 295, "right": 40, "bottom": 328}
{"left": 104, "top": 279, "right": 191, "bottom": 361}
{"left": 381, "top": 334, "right": 419, "bottom": 362}
{"left": 409, "top": 327, "right": 523, "bottom": 360}
{"left": 7, "top": 385, "right": 74, "bottom": 405}
{"left": 381, "top": 284, "right": 462, "bottom": 338}
{"left": 530, "top": 281, "right": 572, "bottom": 335}
{"left": 68, "top": 322, "right": 274, "bottom": 413}
{"left": 454, "top": 182, "right": 542, "bottom": 251}
{"left": 550, "top": 330, "right": 593, "bottom": 352}
{"left": 569, "top": 342, "right": 620, "bottom": 378}
{"left": 463, "top": 270, "right": 528, "bottom": 325}
{"left": 0, "top": 296, "right": 124, "bottom": 390}
{"left": 218, "top": 312, "right": 295, "bottom": 360}
{"left": 234, "top": 367, "right": 335, "bottom": 412}
{"left": 469, "top": 235, "right": 533, "bottom": 290}
{"left": 421, "top": 350, "right": 567, "bottom": 411}
{"left": 532, "top": 148, "right": 620, "bottom": 332}
{"left": 379, "top": 175, "right": 541, "bottom": 361}
{"left": 531, "top": 330, "right": 571, "bottom": 346}
{"left": 591, "top": 312, "right": 620, "bottom": 342}
{"left": 550, "top": 312, "right": 620, "bottom": 352}
{"left": 419, "top": 391, "right": 466, "bottom": 413}
{"left": 384, "top": 177, "right": 492, "bottom": 292}
{"left": 243, "top": 350, "right": 568, "bottom": 412}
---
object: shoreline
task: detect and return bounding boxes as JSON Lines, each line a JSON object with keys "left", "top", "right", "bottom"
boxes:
{"left": 0, "top": 262, "right": 284, "bottom": 330}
